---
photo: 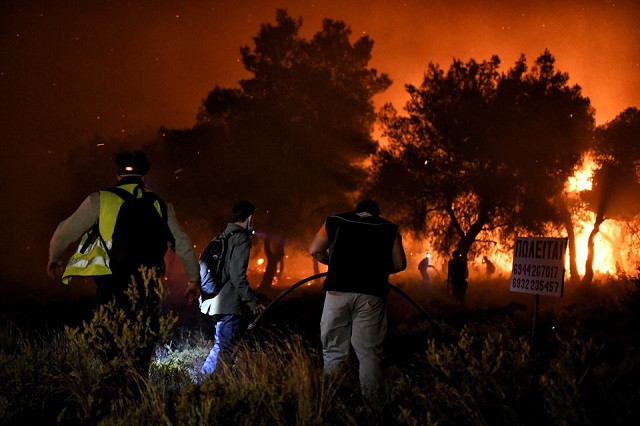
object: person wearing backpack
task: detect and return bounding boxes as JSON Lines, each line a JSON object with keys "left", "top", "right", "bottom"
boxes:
{"left": 47, "top": 150, "right": 202, "bottom": 310}
{"left": 198, "top": 200, "right": 266, "bottom": 376}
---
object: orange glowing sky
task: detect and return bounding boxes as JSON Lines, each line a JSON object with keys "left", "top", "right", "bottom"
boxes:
{"left": 0, "top": 0, "right": 639, "bottom": 296}
{"left": 1, "top": 0, "right": 638, "bottom": 154}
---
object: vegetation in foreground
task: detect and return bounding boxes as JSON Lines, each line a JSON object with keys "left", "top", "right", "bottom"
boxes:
{"left": 2, "top": 272, "right": 640, "bottom": 425}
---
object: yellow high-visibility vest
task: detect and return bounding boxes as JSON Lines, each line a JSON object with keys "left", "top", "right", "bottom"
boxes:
{"left": 62, "top": 184, "right": 165, "bottom": 284}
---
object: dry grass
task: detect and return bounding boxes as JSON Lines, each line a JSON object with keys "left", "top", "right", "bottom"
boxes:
{"left": 2, "top": 272, "right": 640, "bottom": 424}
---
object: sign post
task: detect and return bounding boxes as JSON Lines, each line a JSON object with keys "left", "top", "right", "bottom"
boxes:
{"left": 510, "top": 237, "right": 567, "bottom": 339}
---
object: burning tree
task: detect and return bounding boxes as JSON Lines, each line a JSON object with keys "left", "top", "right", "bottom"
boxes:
{"left": 152, "top": 9, "right": 390, "bottom": 288}
{"left": 581, "top": 107, "right": 640, "bottom": 284}
{"left": 368, "top": 51, "right": 594, "bottom": 267}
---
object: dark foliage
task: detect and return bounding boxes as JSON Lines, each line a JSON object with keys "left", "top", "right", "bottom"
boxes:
{"left": 369, "top": 51, "right": 594, "bottom": 264}
{"left": 146, "top": 9, "right": 391, "bottom": 288}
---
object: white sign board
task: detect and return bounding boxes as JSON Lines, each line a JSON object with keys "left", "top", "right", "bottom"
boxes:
{"left": 510, "top": 237, "right": 567, "bottom": 297}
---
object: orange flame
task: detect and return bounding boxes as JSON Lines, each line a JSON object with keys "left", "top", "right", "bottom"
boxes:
{"left": 566, "top": 155, "right": 597, "bottom": 192}
{"left": 565, "top": 153, "right": 628, "bottom": 277}
{"left": 410, "top": 153, "right": 637, "bottom": 280}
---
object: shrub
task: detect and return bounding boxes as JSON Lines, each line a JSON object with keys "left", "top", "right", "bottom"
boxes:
{"left": 541, "top": 332, "right": 640, "bottom": 426}
{"left": 383, "top": 324, "right": 539, "bottom": 426}
{"left": 0, "top": 268, "right": 178, "bottom": 424}
{"left": 2, "top": 276, "right": 640, "bottom": 424}
{"left": 174, "top": 330, "right": 345, "bottom": 425}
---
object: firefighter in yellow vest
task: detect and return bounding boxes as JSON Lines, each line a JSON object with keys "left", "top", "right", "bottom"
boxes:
{"left": 47, "top": 150, "right": 201, "bottom": 306}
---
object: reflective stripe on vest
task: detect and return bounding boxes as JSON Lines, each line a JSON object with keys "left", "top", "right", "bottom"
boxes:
{"left": 61, "top": 183, "right": 165, "bottom": 284}
{"left": 62, "top": 229, "right": 111, "bottom": 284}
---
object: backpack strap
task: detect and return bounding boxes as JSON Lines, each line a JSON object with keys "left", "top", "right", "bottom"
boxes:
{"left": 106, "top": 185, "right": 136, "bottom": 202}
{"left": 106, "top": 184, "right": 175, "bottom": 249}
{"left": 79, "top": 222, "right": 103, "bottom": 253}
{"left": 200, "top": 229, "right": 224, "bottom": 262}
{"left": 200, "top": 229, "right": 238, "bottom": 261}
{"left": 107, "top": 185, "right": 169, "bottom": 222}
{"left": 223, "top": 229, "right": 243, "bottom": 239}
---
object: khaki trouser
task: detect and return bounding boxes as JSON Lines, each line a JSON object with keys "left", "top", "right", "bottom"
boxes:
{"left": 320, "top": 291, "right": 387, "bottom": 398}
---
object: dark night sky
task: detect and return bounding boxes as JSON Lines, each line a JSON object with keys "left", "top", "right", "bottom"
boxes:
{"left": 1, "top": 0, "right": 639, "bottom": 300}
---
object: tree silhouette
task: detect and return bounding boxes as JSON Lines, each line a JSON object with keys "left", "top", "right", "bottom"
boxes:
{"left": 151, "top": 9, "right": 390, "bottom": 288}
{"left": 369, "top": 51, "right": 593, "bottom": 268}
{"left": 582, "top": 107, "right": 640, "bottom": 284}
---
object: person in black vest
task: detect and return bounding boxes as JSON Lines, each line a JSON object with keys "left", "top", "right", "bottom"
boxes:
{"left": 309, "top": 199, "right": 406, "bottom": 399}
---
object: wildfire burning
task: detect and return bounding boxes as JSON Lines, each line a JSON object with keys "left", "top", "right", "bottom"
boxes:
{"left": 185, "top": 156, "right": 636, "bottom": 288}
{"left": 566, "top": 155, "right": 597, "bottom": 192}
{"left": 410, "top": 153, "right": 638, "bottom": 281}
{"left": 564, "top": 154, "right": 623, "bottom": 277}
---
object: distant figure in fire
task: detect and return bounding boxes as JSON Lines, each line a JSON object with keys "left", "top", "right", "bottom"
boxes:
{"left": 447, "top": 250, "right": 469, "bottom": 303}
{"left": 417, "top": 252, "right": 433, "bottom": 286}
{"left": 482, "top": 255, "right": 496, "bottom": 277}
{"left": 309, "top": 199, "right": 406, "bottom": 399}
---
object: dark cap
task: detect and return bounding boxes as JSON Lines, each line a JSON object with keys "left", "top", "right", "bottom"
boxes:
{"left": 115, "top": 150, "right": 150, "bottom": 176}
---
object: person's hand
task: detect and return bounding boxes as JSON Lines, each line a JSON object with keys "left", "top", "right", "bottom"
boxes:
{"left": 47, "top": 261, "right": 64, "bottom": 281}
{"left": 185, "top": 281, "right": 201, "bottom": 304}
{"left": 252, "top": 303, "right": 266, "bottom": 315}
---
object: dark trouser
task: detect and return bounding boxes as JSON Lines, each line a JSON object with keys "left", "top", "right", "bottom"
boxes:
{"left": 451, "top": 279, "right": 468, "bottom": 303}
{"left": 200, "top": 314, "right": 241, "bottom": 375}
{"left": 95, "top": 273, "right": 132, "bottom": 307}
{"left": 93, "top": 269, "right": 162, "bottom": 372}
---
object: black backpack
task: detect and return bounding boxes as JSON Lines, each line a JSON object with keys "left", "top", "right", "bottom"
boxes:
{"left": 107, "top": 185, "right": 175, "bottom": 276}
{"left": 199, "top": 230, "right": 240, "bottom": 300}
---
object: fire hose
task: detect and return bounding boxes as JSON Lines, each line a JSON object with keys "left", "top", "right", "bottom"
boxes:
{"left": 248, "top": 272, "right": 441, "bottom": 335}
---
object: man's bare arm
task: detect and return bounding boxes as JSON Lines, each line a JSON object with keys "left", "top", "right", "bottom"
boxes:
{"left": 309, "top": 234, "right": 330, "bottom": 265}
{"left": 309, "top": 221, "right": 330, "bottom": 267}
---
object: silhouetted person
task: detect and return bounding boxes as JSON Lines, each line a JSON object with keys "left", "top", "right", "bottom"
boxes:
{"left": 309, "top": 199, "right": 406, "bottom": 400}
{"left": 482, "top": 255, "right": 496, "bottom": 277}
{"left": 447, "top": 250, "right": 468, "bottom": 303}
{"left": 417, "top": 252, "right": 432, "bottom": 286}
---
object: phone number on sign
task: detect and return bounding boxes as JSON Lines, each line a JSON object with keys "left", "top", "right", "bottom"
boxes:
{"left": 512, "top": 263, "right": 560, "bottom": 279}
{"left": 511, "top": 277, "right": 560, "bottom": 293}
